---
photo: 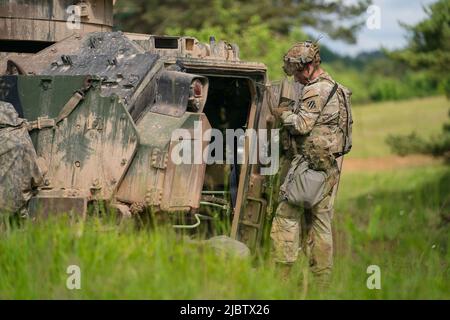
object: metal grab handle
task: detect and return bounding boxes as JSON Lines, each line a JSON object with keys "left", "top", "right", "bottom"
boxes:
{"left": 172, "top": 213, "right": 215, "bottom": 229}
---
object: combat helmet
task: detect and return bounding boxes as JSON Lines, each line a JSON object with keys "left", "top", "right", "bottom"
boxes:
{"left": 283, "top": 40, "right": 321, "bottom": 76}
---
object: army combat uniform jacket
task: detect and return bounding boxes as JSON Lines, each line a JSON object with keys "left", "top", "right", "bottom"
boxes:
{"left": 281, "top": 71, "right": 344, "bottom": 161}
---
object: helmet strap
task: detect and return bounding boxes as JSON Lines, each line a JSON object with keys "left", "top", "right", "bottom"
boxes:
{"left": 305, "top": 63, "right": 319, "bottom": 84}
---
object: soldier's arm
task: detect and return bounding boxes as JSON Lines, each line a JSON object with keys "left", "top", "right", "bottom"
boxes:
{"left": 280, "top": 84, "right": 325, "bottom": 135}
{"left": 272, "top": 100, "right": 295, "bottom": 118}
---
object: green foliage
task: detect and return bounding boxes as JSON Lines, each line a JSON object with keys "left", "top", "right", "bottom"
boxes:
{"left": 113, "top": 0, "right": 443, "bottom": 104}
{"left": 1, "top": 96, "right": 449, "bottom": 299}
{"left": 167, "top": 16, "right": 307, "bottom": 81}
{"left": 427, "top": 135, "right": 450, "bottom": 159}
{"left": 323, "top": 63, "right": 371, "bottom": 103}
{"left": 386, "top": 0, "right": 450, "bottom": 159}
{"left": 386, "top": 132, "right": 427, "bottom": 156}
{"left": 114, "top": 0, "right": 371, "bottom": 43}
{"left": 390, "top": 0, "right": 450, "bottom": 97}
{"left": 350, "top": 96, "right": 449, "bottom": 158}
{"left": 439, "top": 76, "right": 450, "bottom": 99}
{"left": 166, "top": 21, "right": 441, "bottom": 103}
{"left": 1, "top": 165, "right": 448, "bottom": 299}
{"left": 328, "top": 52, "right": 442, "bottom": 104}
{"left": 386, "top": 112, "right": 450, "bottom": 160}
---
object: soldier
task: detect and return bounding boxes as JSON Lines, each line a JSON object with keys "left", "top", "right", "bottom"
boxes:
{"left": 270, "top": 41, "right": 352, "bottom": 286}
{"left": 0, "top": 101, "right": 43, "bottom": 217}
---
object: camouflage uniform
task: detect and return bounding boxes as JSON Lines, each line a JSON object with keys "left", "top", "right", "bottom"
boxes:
{"left": 0, "top": 101, "right": 43, "bottom": 214}
{"left": 270, "top": 70, "right": 343, "bottom": 284}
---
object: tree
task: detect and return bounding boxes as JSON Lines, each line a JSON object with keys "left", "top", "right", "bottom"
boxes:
{"left": 387, "top": 0, "right": 450, "bottom": 161}
{"left": 391, "top": 0, "right": 450, "bottom": 97}
{"left": 114, "top": 0, "right": 371, "bottom": 43}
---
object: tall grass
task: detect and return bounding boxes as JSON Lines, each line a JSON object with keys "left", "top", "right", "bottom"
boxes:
{"left": 0, "top": 164, "right": 448, "bottom": 299}
{"left": 1, "top": 97, "right": 449, "bottom": 300}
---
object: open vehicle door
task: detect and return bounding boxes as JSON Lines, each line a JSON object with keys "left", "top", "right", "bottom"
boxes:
{"left": 230, "top": 78, "right": 301, "bottom": 250}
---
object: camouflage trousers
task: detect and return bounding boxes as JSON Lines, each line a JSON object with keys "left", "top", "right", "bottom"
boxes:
{"left": 270, "top": 158, "right": 342, "bottom": 283}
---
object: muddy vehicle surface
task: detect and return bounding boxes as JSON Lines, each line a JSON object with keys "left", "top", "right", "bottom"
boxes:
{"left": 0, "top": 0, "right": 298, "bottom": 250}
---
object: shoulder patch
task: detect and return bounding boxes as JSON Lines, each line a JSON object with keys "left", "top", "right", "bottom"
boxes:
{"left": 301, "top": 94, "right": 321, "bottom": 112}
{"left": 306, "top": 99, "right": 316, "bottom": 110}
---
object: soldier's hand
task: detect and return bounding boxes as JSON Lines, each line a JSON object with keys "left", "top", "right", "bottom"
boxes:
{"left": 281, "top": 111, "right": 296, "bottom": 125}
{"left": 272, "top": 106, "right": 290, "bottom": 118}
{"left": 280, "top": 111, "right": 299, "bottom": 135}
{"left": 272, "top": 100, "right": 293, "bottom": 118}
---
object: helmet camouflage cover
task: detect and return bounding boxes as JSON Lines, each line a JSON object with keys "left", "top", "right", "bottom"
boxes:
{"left": 283, "top": 41, "right": 321, "bottom": 76}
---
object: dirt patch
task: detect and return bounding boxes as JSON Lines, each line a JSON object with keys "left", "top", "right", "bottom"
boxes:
{"left": 343, "top": 154, "right": 443, "bottom": 172}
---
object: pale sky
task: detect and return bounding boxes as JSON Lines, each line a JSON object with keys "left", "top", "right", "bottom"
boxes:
{"left": 305, "top": 0, "right": 438, "bottom": 57}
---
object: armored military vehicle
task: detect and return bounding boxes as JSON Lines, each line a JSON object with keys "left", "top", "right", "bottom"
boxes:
{"left": 0, "top": 0, "right": 296, "bottom": 250}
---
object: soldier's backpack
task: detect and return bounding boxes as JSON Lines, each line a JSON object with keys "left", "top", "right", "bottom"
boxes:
{"left": 318, "top": 79, "right": 353, "bottom": 157}
{"left": 335, "top": 83, "right": 353, "bottom": 156}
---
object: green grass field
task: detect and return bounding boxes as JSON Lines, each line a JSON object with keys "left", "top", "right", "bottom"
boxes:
{"left": 351, "top": 95, "right": 449, "bottom": 158}
{"left": 0, "top": 97, "right": 449, "bottom": 299}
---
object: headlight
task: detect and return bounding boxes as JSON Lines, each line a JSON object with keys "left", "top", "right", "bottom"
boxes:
{"left": 188, "top": 78, "right": 208, "bottom": 112}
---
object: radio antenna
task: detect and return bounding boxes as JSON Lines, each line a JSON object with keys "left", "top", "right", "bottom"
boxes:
{"left": 314, "top": 34, "right": 325, "bottom": 44}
